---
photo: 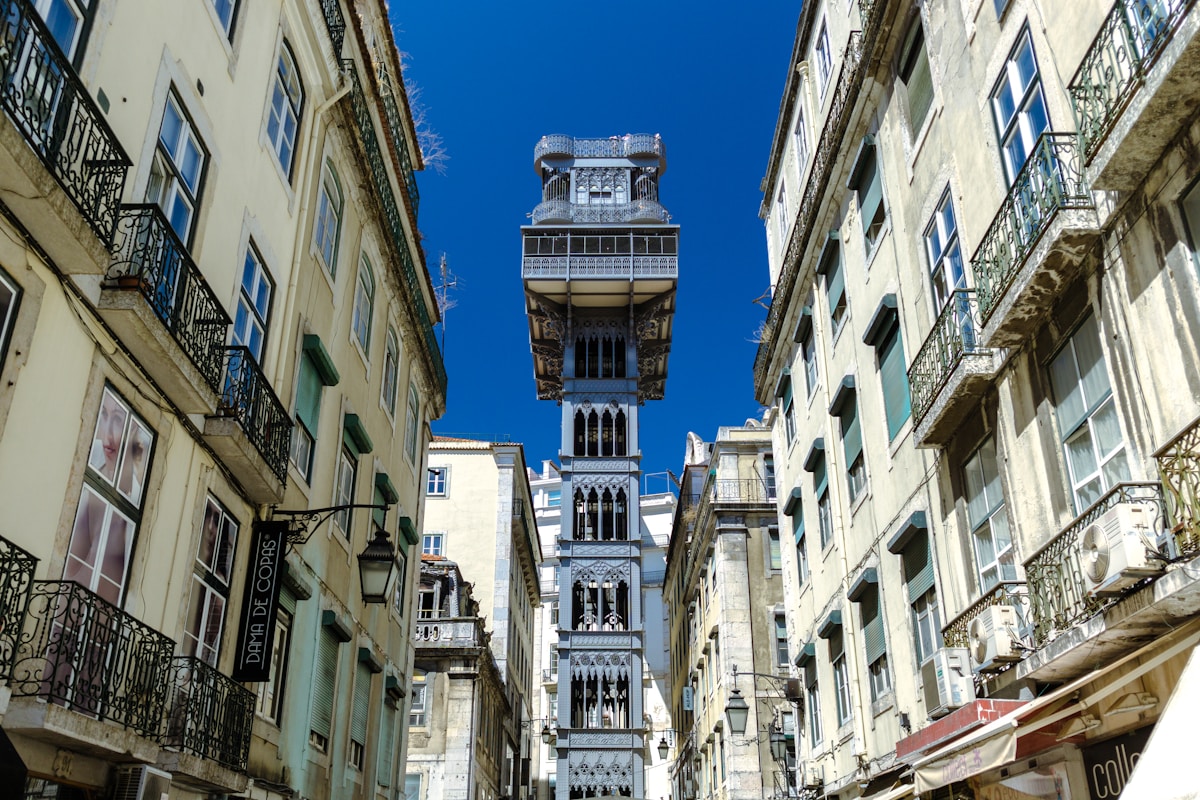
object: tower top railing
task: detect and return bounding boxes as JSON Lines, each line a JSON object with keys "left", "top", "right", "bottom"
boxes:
{"left": 534, "top": 134, "right": 666, "bottom": 170}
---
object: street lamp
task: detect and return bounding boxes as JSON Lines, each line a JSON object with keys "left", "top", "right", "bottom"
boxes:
{"left": 357, "top": 526, "right": 398, "bottom": 603}
{"left": 541, "top": 723, "right": 552, "bottom": 745}
{"left": 724, "top": 687, "right": 750, "bottom": 736}
{"left": 657, "top": 737, "right": 670, "bottom": 759}
{"left": 769, "top": 727, "right": 788, "bottom": 763}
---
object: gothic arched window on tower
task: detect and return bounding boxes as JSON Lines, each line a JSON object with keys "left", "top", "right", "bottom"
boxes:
{"left": 615, "top": 410, "right": 627, "bottom": 455}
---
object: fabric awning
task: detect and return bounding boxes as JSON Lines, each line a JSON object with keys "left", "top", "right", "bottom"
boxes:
{"left": 914, "top": 717, "right": 1018, "bottom": 793}
{"left": 1119, "top": 644, "right": 1200, "bottom": 800}
{"left": 869, "top": 783, "right": 914, "bottom": 800}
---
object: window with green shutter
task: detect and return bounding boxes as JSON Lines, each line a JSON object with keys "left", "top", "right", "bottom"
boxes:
{"left": 849, "top": 138, "right": 887, "bottom": 251}
{"left": 350, "top": 661, "right": 371, "bottom": 768}
{"left": 877, "top": 322, "right": 911, "bottom": 440}
{"left": 311, "top": 626, "right": 340, "bottom": 750}
{"left": 378, "top": 702, "right": 396, "bottom": 786}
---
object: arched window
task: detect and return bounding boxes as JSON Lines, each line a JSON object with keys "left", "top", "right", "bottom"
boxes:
{"left": 615, "top": 489, "right": 628, "bottom": 540}
{"left": 314, "top": 162, "right": 343, "bottom": 273}
{"left": 586, "top": 410, "right": 599, "bottom": 456}
{"left": 381, "top": 328, "right": 399, "bottom": 415}
{"left": 615, "top": 410, "right": 627, "bottom": 456}
{"left": 574, "top": 410, "right": 587, "bottom": 456}
{"left": 353, "top": 255, "right": 375, "bottom": 351}
{"left": 267, "top": 41, "right": 304, "bottom": 176}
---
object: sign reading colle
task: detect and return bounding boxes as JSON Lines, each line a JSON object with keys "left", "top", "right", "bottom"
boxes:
{"left": 1082, "top": 724, "right": 1152, "bottom": 800}
{"left": 232, "top": 520, "right": 289, "bottom": 682}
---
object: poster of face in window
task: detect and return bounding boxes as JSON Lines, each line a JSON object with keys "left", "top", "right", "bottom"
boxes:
{"left": 86, "top": 386, "right": 153, "bottom": 505}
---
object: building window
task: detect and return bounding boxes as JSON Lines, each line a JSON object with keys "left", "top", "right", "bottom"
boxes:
{"left": 378, "top": 698, "right": 397, "bottom": 787}
{"left": 426, "top": 467, "right": 448, "bottom": 496}
{"left": 233, "top": 244, "right": 272, "bottom": 362}
{"left": 824, "top": 249, "right": 847, "bottom": 334}
{"left": 66, "top": 386, "right": 155, "bottom": 606}
{"left": 990, "top": 28, "right": 1049, "bottom": 185}
{"left": 764, "top": 455, "right": 777, "bottom": 500}
{"left": 813, "top": 21, "right": 832, "bottom": 98}
{"left": 830, "top": 628, "right": 852, "bottom": 727}
{"left": 768, "top": 527, "right": 782, "bottom": 571}
{"left": 314, "top": 162, "right": 343, "bottom": 273}
{"left": 209, "top": 0, "right": 237, "bottom": 36}
{"left": 267, "top": 42, "right": 303, "bottom": 176}
{"left": 803, "top": 660, "right": 822, "bottom": 744}
{"left": 1181, "top": 177, "right": 1200, "bottom": 269}
{"left": 550, "top": 600, "right": 559, "bottom": 626}
{"left": 393, "top": 548, "right": 408, "bottom": 618}
{"left": 255, "top": 605, "right": 291, "bottom": 724}
{"left": 774, "top": 614, "right": 789, "bottom": 666}
{"left": 793, "top": 106, "right": 809, "bottom": 176}
{"left": 382, "top": 328, "right": 400, "bottom": 415}
{"left": 549, "top": 645, "right": 559, "bottom": 678}
{"left": 0, "top": 266, "right": 21, "bottom": 376}
{"left": 1049, "top": 315, "right": 1130, "bottom": 511}
{"left": 334, "top": 446, "right": 356, "bottom": 537}
{"left": 310, "top": 624, "right": 342, "bottom": 751}
{"left": 184, "top": 497, "right": 237, "bottom": 666}
{"left": 422, "top": 532, "right": 444, "bottom": 556}
{"left": 964, "top": 438, "right": 1016, "bottom": 589}
{"left": 898, "top": 18, "right": 934, "bottom": 135}
{"left": 291, "top": 343, "right": 332, "bottom": 482}
{"left": 405, "top": 774, "right": 423, "bottom": 800}
{"left": 794, "top": 514, "right": 809, "bottom": 589}
{"left": 350, "top": 661, "right": 371, "bottom": 769}
{"left": 809, "top": 451, "right": 833, "bottom": 550}
{"left": 857, "top": 586, "right": 890, "bottom": 702}
{"left": 801, "top": 326, "right": 819, "bottom": 398}
{"left": 405, "top": 384, "right": 421, "bottom": 463}
{"left": 900, "top": 525, "right": 941, "bottom": 663}
{"left": 33, "top": 0, "right": 87, "bottom": 58}
{"left": 353, "top": 255, "right": 375, "bottom": 352}
{"left": 835, "top": 391, "right": 867, "bottom": 503}
{"left": 548, "top": 489, "right": 561, "bottom": 508}
{"left": 408, "top": 673, "right": 427, "bottom": 727}
{"left": 778, "top": 373, "right": 797, "bottom": 444}
{"left": 869, "top": 654, "right": 892, "bottom": 702}
{"left": 912, "top": 587, "right": 941, "bottom": 663}
{"left": 851, "top": 140, "right": 887, "bottom": 252}
{"left": 776, "top": 180, "right": 789, "bottom": 243}
{"left": 925, "top": 189, "right": 966, "bottom": 309}
{"left": 147, "top": 92, "right": 207, "bottom": 244}
{"left": 548, "top": 691, "right": 558, "bottom": 723}
{"left": 869, "top": 311, "right": 911, "bottom": 441}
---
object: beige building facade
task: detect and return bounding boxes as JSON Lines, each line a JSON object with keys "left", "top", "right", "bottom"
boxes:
{"left": 412, "top": 439, "right": 542, "bottom": 800}
{"left": 756, "top": 1, "right": 1200, "bottom": 799}
{"left": 0, "top": 0, "right": 445, "bottom": 798}
{"left": 663, "top": 424, "right": 789, "bottom": 800}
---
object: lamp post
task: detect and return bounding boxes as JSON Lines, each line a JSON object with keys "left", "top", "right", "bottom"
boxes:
{"left": 724, "top": 687, "right": 750, "bottom": 736}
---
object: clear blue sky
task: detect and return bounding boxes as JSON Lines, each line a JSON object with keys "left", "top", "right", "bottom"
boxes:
{"left": 391, "top": 4, "right": 800, "bottom": 481}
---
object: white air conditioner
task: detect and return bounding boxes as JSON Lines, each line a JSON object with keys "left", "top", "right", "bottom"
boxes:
{"left": 802, "top": 763, "right": 823, "bottom": 789}
{"left": 920, "top": 647, "right": 975, "bottom": 718}
{"left": 112, "top": 766, "right": 171, "bottom": 800}
{"left": 1079, "top": 502, "right": 1162, "bottom": 597}
{"left": 968, "top": 605, "right": 1022, "bottom": 672}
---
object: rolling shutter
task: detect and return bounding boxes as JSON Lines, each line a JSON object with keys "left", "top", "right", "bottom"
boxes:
{"left": 904, "top": 530, "right": 935, "bottom": 602}
{"left": 312, "top": 627, "right": 339, "bottom": 737}
{"left": 878, "top": 322, "right": 911, "bottom": 440}
{"left": 352, "top": 662, "right": 371, "bottom": 745}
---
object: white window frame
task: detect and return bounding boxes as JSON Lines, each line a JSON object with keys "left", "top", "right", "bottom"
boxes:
{"left": 422, "top": 532, "right": 444, "bottom": 556}
{"left": 813, "top": 21, "right": 832, "bottom": 99}
{"left": 314, "top": 162, "right": 343, "bottom": 274}
{"left": 333, "top": 446, "right": 356, "bottom": 537}
{"left": 964, "top": 438, "right": 1016, "bottom": 589}
{"left": 353, "top": 255, "right": 375, "bottom": 353}
{"left": 255, "top": 606, "right": 291, "bottom": 723}
{"left": 924, "top": 188, "right": 966, "bottom": 310}
{"left": 990, "top": 29, "right": 1050, "bottom": 185}
{"left": 404, "top": 384, "right": 420, "bottom": 464}
{"left": 232, "top": 243, "right": 272, "bottom": 362}
{"left": 426, "top": 467, "right": 448, "bottom": 497}
{"left": 266, "top": 41, "right": 303, "bottom": 177}
{"left": 184, "top": 496, "right": 238, "bottom": 666}
{"left": 382, "top": 327, "right": 400, "bottom": 416}
{"left": 147, "top": 92, "right": 207, "bottom": 245}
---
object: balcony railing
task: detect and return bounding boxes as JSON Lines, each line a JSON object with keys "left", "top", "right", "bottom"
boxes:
{"left": 531, "top": 199, "right": 670, "bottom": 225}
{"left": 1070, "top": 0, "right": 1196, "bottom": 163}
{"left": 534, "top": 134, "right": 666, "bottom": 162}
{"left": 413, "top": 618, "right": 480, "bottom": 646}
{"left": 217, "top": 347, "right": 291, "bottom": 483}
{"left": 971, "top": 133, "right": 1093, "bottom": 327}
{"left": 320, "top": 0, "right": 345, "bottom": 56}
{"left": 0, "top": 535, "right": 36, "bottom": 683}
{"left": 908, "top": 290, "right": 988, "bottom": 426}
{"left": 164, "top": 656, "right": 254, "bottom": 771}
{"left": 108, "top": 205, "right": 231, "bottom": 392}
{"left": 942, "top": 580, "right": 1030, "bottom": 650}
{"left": 10, "top": 581, "right": 173, "bottom": 738}
{"left": 711, "top": 479, "right": 773, "bottom": 505}
{"left": 1155, "top": 413, "right": 1200, "bottom": 558}
{"left": 375, "top": 66, "right": 420, "bottom": 216}
{"left": 343, "top": 60, "right": 446, "bottom": 398}
{"left": 0, "top": 0, "right": 131, "bottom": 244}
{"left": 1024, "top": 482, "right": 1163, "bottom": 648}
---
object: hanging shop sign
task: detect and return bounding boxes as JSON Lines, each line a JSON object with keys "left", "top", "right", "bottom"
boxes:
{"left": 1082, "top": 725, "right": 1153, "bottom": 800}
{"left": 232, "top": 520, "right": 289, "bottom": 681}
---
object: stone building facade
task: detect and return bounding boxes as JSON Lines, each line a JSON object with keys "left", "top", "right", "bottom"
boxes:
{"left": 0, "top": 0, "right": 445, "bottom": 798}
{"left": 754, "top": 1, "right": 1200, "bottom": 799}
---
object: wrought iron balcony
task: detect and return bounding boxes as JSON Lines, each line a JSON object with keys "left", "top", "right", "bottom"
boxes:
{"left": 711, "top": 479, "right": 774, "bottom": 505}
{"left": 413, "top": 617, "right": 480, "bottom": 647}
{"left": 908, "top": 290, "right": 998, "bottom": 446}
{"left": 0, "top": 0, "right": 130, "bottom": 245}
{"left": 531, "top": 199, "right": 669, "bottom": 225}
{"left": 9, "top": 581, "right": 174, "bottom": 739}
{"left": 1155, "top": 413, "right": 1200, "bottom": 559}
{"left": 216, "top": 346, "right": 291, "bottom": 484}
{"left": 375, "top": 66, "right": 420, "bottom": 216}
{"left": 164, "top": 656, "right": 254, "bottom": 771}
{"left": 320, "top": 0, "right": 345, "bottom": 56}
{"left": 1024, "top": 482, "right": 1163, "bottom": 648}
{"left": 106, "top": 205, "right": 230, "bottom": 398}
{"left": 0, "top": 535, "right": 36, "bottom": 683}
{"left": 343, "top": 60, "right": 446, "bottom": 398}
{"left": 1070, "top": 0, "right": 1197, "bottom": 165}
{"left": 534, "top": 134, "right": 666, "bottom": 163}
{"left": 971, "top": 133, "right": 1095, "bottom": 339}
{"left": 942, "top": 581, "right": 1030, "bottom": 651}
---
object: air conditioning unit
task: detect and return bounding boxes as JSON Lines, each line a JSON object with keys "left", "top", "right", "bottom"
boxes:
{"left": 968, "top": 605, "right": 1022, "bottom": 672}
{"left": 920, "top": 647, "right": 975, "bottom": 718}
{"left": 802, "top": 763, "right": 823, "bottom": 789}
{"left": 113, "top": 766, "right": 171, "bottom": 800}
{"left": 1079, "top": 502, "right": 1162, "bottom": 597}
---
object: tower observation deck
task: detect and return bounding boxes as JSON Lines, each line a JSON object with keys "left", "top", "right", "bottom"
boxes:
{"left": 522, "top": 134, "right": 678, "bottom": 800}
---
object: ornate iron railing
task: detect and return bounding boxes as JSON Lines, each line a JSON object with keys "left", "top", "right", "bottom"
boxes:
{"left": 1024, "top": 482, "right": 1163, "bottom": 647}
{"left": 908, "top": 290, "right": 988, "bottom": 426}
{"left": 712, "top": 479, "right": 773, "bottom": 505}
{"left": 10, "top": 581, "right": 173, "bottom": 738}
{"left": 217, "top": 346, "right": 291, "bottom": 482}
{"left": 1070, "top": 0, "right": 1196, "bottom": 162}
{"left": 942, "top": 580, "right": 1030, "bottom": 649}
{"left": 108, "top": 205, "right": 231, "bottom": 392}
{"left": 0, "top": 535, "right": 36, "bottom": 683}
{"left": 971, "top": 133, "right": 1094, "bottom": 326}
{"left": 343, "top": 61, "right": 446, "bottom": 397}
{"left": 0, "top": 0, "right": 130, "bottom": 245}
{"left": 375, "top": 66, "right": 420, "bottom": 215}
{"left": 163, "top": 656, "right": 254, "bottom": 771}
{"left": 320, "top": 0, "right": 345, "bottom": 56}
{"left": 534, "top": 134, "right": 666, "bottom": 162}
{"left": 521, "top": 255, "right": 678, "bottom": 279}
{"left": 1154, "top": 413, "right": 1200, "bottom": 558}
{"left": 532, "top": 199, "right": 670, "bottom": 225}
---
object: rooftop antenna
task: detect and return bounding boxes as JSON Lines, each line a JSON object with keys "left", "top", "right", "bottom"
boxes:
{"left": 435, "top": 252, "right": 459, "bottom": 352}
